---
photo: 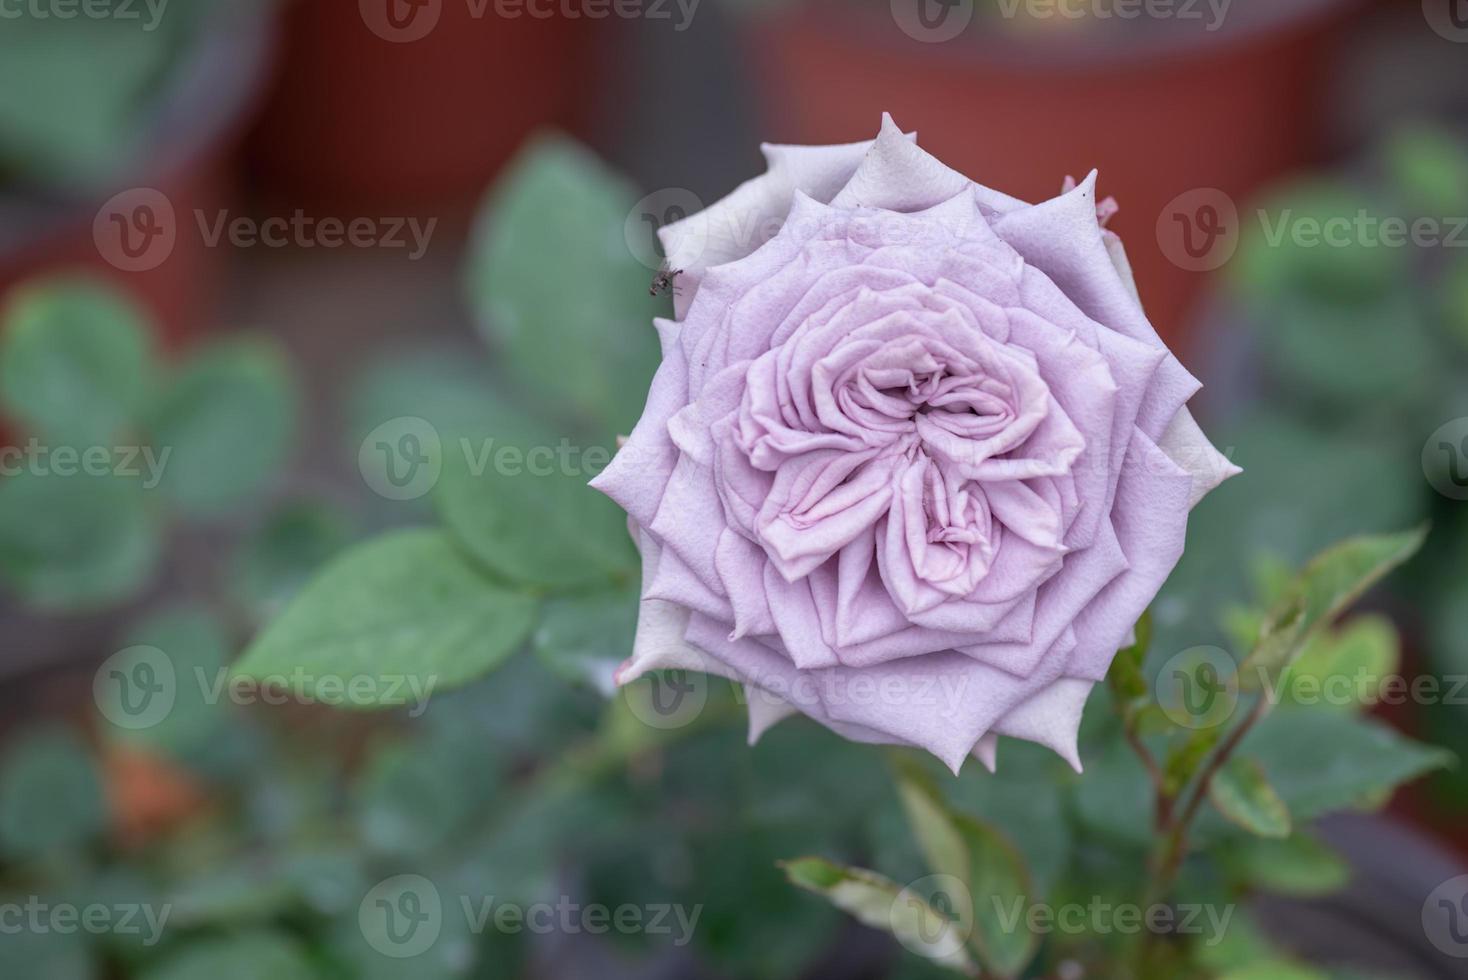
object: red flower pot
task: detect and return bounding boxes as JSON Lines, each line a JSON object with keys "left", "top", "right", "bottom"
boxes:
{"left": 246, "top": 0, "right": 592, "bottom": 216}
{"left": 747, "top": 0, "right": 1362, "bottom": 354}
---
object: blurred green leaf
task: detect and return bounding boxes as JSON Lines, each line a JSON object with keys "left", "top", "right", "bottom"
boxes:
{"left": 1218, "top": 963, "right": 1329, "bottom": 980}
{"left": 0, "top": 726, "right": 105, "bottom": 859}
{"left": 139, "top": 931, "right": 316, "bottom": 980}
{"left": 230, "top": 500, "right": 356, "bottom": 622}
{"left": 895, "top": 761, "right": 1036, "bottom": 976}
{"left": 164, "top": 861, "right": 301, "bottom": 929}
{"left": 1209, "top": 758, "right": 1291, "bottom": 838}
{"left": 1221, "top": 832, "right": 1351, "bottom": 897}
{"left": 234, "top": 530, "right": 537, "bottom": 706}
{"left": 0, "top": 16, "right": 176, "bottom": 186}
{"left": 354, "top": 740, "right": 486, "bottom": 857}
{"left": 465, "top": 134, "right": 662, "bottom": 432}
{"left": 0, "top": 279, "right": 154, "bottom": 446}
{"left": 0, "top": 923, "right": 96, "bottom": 980}
{"left": 0, "top": 468, "right": 161, "bottom": 611}
{"left": 434, "top": 413, "right": 633, "bottom": 591}
{"left": 1241, "top": 527, "right": 1425, "bottom": 693}
{"left": 146, "top": 337, "right": 298, "bottom": 517}
{"left": 782, "top": 857, "right": 978, "bottom": 976}
{"left": 1237, "top": 710, "right": 1451, "bottom": 822}
{"left": 1281, "top": 615, "right": 1400, "bottom": 713}
{"left": 98, "top": 604, "right": 234, "bottom": 775}
{"left": 1384, "top": 124, "right": 1468, "bottom": 216}
{"left": 1164, "top": 728, "right": 1222, "bottom": 798}
{"left": 1107, "top": 610, "right": 1151, "bottom": 705}
{"left": 532, "top": 585, "right": 638, "bottom": 688}
{"left": 1232, "top": 180, "right": 1405, "bottom": 305}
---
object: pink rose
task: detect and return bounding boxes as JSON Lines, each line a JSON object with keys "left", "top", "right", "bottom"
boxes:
{"left": 592, "top": 115, "right": 1237, "bottom": 773}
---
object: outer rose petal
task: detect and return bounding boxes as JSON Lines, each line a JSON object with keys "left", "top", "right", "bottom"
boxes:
{"left": 598, "top": 116, "right": 1238, "bottom": 772}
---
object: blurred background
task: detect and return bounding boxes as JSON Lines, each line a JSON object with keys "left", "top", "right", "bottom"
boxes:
{"left": 2, "top": 0, "right": 1468, "bottom": 977}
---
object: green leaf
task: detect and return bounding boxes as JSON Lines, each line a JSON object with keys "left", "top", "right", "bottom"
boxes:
{"left": 0, "top": 468, "right": 161, "bottom": 611}
{"left": 1385, "top": 124, "right": 1468, "bottom": 216}
{"left": 1237, "top": 710, "right": 1452, "bottom": 822}
{"left": 781, "top": 857, "right": 978, "bottom": 976}
{"left": 140, "top": 932, "right": 317, "bottom": 980}
{"left": 0, "top": 278, "right": 154, "bottom": 445}
{"left": 1107, "top": 610, "right": 1151, "bottom": 704}
{"left": 234, "top": 529, "right": 537, "bottom": 707}
{"left": 354, "top": 739, "right": 487, "bottom": 856}
{"left": 146, "top": 337, "right": 298, "bottom": 516}
{"left": 0, "top": 726, "right": 106, "bottom": 858}
{"left": 533, "top": 585, "right": 638, "bottom": 688}
{"left": 1163, "top": 727, "right": 1222, "bottom": 797}
{"left": 1281, "top": 615, "right": 1400, "bottom": 713}
{"left": 0, "top": 923, "right": 97, "bottom": 980}
{"left": 230, "top": 500, "right": 356, "bottom": 622}
{"left": 1221, "top": 832, "right": 1351, "bottom": 897}
{"left": 465, "top": 134, "right": 662, "bottom": 431}
{"left": 434, "top": 414, "right": 634, "bottom": 591}
{"left": 1241, "top": 527, "right": 1426, "bottom": 693}
{"left": 895, "top": 760, "right": 1037, "bottom": 976}
{"left": 0, "top": 16, "right": 176, "bottom": 186}
{"left": 97, "top": 604, "right": 234, "bottom": 774}
{"left": 1218, "top": 963, "right": 1329, "bottom": 980}
{"left": 1209, "top": 758, "right": 1291, "bottom": 838}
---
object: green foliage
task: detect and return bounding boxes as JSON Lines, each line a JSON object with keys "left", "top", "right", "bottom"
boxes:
{"left": 0, "top": 280, "right": 155, "bottom": 447}
{"left": 0, "top": 727, "right": 106, "bottom": 859}
{"left": 781, "top": 857, "right": 978, "bottom": 976}
{"left": 229, "top": 500, "right": 356, "bottom": 622}
{"left": 1209, "top": 759, "right": 1291, "bottom": 839}
{"left": 0, "top": 277, "right": 300, "bottom": 612}
{"left": 1240, "top": 526, "right": 1426, "bottom": 692}
{"left": 145, "top": 338, "right": 298, "bottom": 516}
{"left": 892, "top": 760, "right": 1037, "bottom": 977}
{"left": 0, "top": 467, "right": 161, "bottom": 610}
{"left": 464, "top": 135, "right": 662, "bottom": 433}
{"left": 434, "top": 413, "right": 634, "bottom": 591}
{"left": 234, "top": 530, "right": 538, "bottom": 705}
{"left": 139, "top": 932, "right": 316, "bottom": 980}
{"left": 0, "top": 0, "right": 223, "bottom": 188}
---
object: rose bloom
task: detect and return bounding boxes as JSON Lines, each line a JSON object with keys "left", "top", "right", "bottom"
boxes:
{"left": 592, "top": 116, "right": 1236, "bottom": 773}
